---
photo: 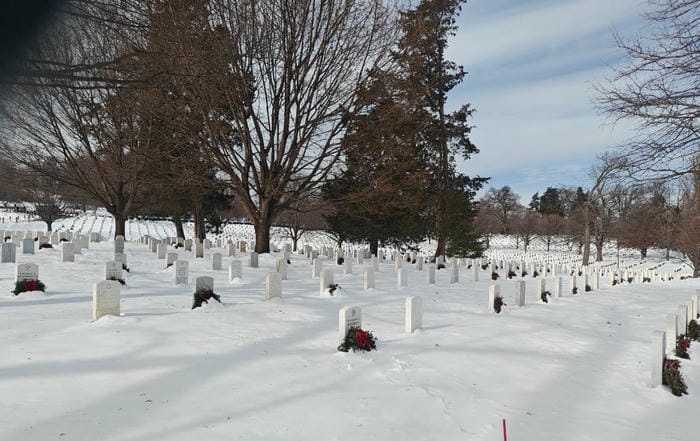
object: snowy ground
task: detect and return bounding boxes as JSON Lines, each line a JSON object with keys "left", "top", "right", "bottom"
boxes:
{"left": 1, "top": 212, "right": 700, "bottom": 440}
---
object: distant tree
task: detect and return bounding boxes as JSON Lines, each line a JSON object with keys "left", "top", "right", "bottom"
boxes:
{"left": 482, "top": 186, "right": 520, "bottom": 234}
{"left": 529, "top": 193, "right": 540, "bottom": 212}
{"left": 539, "top": 187, "right": 565, "bottom": 216}
{"left": 512, "top": 207, "right": 538, "bottom": 253}
{"left": 537, "top": 213, "right": 565, "bottom": 252}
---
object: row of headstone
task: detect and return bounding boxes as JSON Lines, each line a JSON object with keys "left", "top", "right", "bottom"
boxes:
{"left": 650, "top": 292, "right": 700, "bottom": 388}
{"left": 338, "top": 299, "right": 423, "bottom": 339}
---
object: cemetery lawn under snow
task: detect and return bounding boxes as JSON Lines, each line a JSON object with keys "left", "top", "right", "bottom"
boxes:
{"left": 1, "top": 217, "right": 700, "bottom": 440}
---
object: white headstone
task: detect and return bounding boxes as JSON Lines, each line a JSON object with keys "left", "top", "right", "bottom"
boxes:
{"left": 226, "top": 243, "right": 236, "bottom": 257}
{"left": 22, "top": 238, "right": 34, "bottom": 255}
{"left": 343, "top": 257, "right": 352, "bottom": 275}
{"left": 89, "top": 232, "right": 100, "bottom": 243}
{"left": 395, "top": 257, "right": 402, "bottom": 272}
{"left": 427, "top": 264, "right": 436, "bottom": 285}
{"left": 398, "top": 268, "right": 408, "bottom": 288}
{"left": 666, "top": 314, "right": 677, "bottom": 355}
{"left": 104, "top": 261, "right": 123, "bottom": 281}
{"left": 312, "top": 259, "right": 322, "bottom": 278}
{"left": 61, "top": 242, "right": 74, "bottom": 262}
{"left": 472, "top": 263, "right": 479, "bottom": 282}
{"left": 195, "top": 276, "right": 214, "bottom": 292}
{"left": 514, "top": 280, "right": 525, "bottom": 307}
{"left": 184, "top": 239, "right": 193, "bottom": 251}
{"left": 166, "top": 252, "right": 178, "bottom": 266}
{"left": 1, "top": 242, "right": 16, "bottom": 263}
{"left": 593, "top": 271, "right": 600, "bottom": 290}
{"left": 371, "top": 256, "right": 379, "bottom": 272}
{"left": 650, "top": 330, "right": 665, "bottom": 388}
{"left": 93, "top": 280, "right": 120, "bottom": 321}
{"left": 405, "top": 296, "right": 423, "bottom": 334}
{"left": 174, "top": 260, "right": 189, "bottom": 285}
{"left": 15, "top": 263, "right": 39, "bottom": 282}
{"left": 229, "top": 260, "right": 243, "bottom": 281}
{"left": 450, "top": 263, "right": 459, "bottom": 284}
{"left": 275, "top": 257, "right": 287, "bottom": 280}
{"left": 320, "top": 269, "right": 334, "bottom": 296}
{"left": 416, "top": 256, "right": 424, "bottom": 271}
{"left": 265, "top": 273, "right": 282, "bottom": 300}
{"left": 488, "top": 284, "right": 501, "bottom": 313}
{"left": 195, "top": 242, "right": 204, "bottom": 259}
{"left": 553, "top": 276, "right": 563, "bottom": 298}
{"left": 114, "top": 252, "right": 127, "bottom": 266}
{"left": 249, "top": 252, "right": 259, "bottom": 268}
{"left": 364, "top": 267, "right": 375, "bottom": 290}
{"left": 677, "top": 305, "right": 688, "bottom": 335}
{"left": 338, "top": 305, "right": 362, "bottom": 339}
{"left": 212, "top": 252, "right": 223, "bottom": 271}
{"left": 536, "top": 278, "right": 546, "bottom": 295}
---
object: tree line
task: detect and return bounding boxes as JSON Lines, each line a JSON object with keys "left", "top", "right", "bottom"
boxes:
{"left": 0, "top": 0, "right": 485, "bottom": 256}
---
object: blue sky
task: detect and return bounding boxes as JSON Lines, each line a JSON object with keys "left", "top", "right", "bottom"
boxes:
{"left": 447, "top": 0, "right": 648, "bottom": 202}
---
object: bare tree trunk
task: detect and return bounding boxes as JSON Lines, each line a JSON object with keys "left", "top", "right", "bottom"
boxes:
{"left": 193, "top": 203, "right": 206, "bottom": 241}
{"left": 595, "top": 234, "right": 604, "bottom": 262}
{"left": 254, "top": 219, "right": 272, "bottom": 254}
{"left": 173, "top": 212, "right": 185, "bottom": 239}
{"left": 113, "top": 213, "right": 126, "bottom": 238}
{"left": 582, "top": 204, "right": 591, "bottom": 265}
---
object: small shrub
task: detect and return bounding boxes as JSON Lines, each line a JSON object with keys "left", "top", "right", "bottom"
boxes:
{"left": 467, "top": 264, "right": 472, "bottom": 269}
{"left": 494, "top": 295, "right": 506, "bottom": 314}
{"left": 328, "top": 283, "right": 340, "bottom": 296}
{"left": 521, "top": 271, "right": 528, "bottom": 277}
{"left": 192, "top": 289, "right": 221, "bottom": 309}
{"left": 533, "top": 270, "right": 540, "bottom": 278}
{"left": 627, "top": 277, "right": 633, "bottom": 284}
{"left": 39, "top": 243, "right": 53, "bottom": 249}
{"left": 338, "top": 327, "right": 377, "bottom": 352}
{"left": 572, "top": 287, "right": 578, "bottom": 295}
{"left": 612, "top": 279, "right": 618, "bottom": 286}
{"left": 663, "top": 359, "right": 688, "bottom": 396}
{"left": 491, "top": 272, "right": 499, "bottom": 280}
{"left": 676, "top": 335, "right": 690, "bottom": 359}
{"left": 578, "top": 271, "right": 582, "bottom": 276}
{"left": 337, "top": 257, "right": 344, "bottom": 265}
{"left": 585, "top": 284, "right": 592, "bottom": 292}
{"left": 507, "top": 270, "right": 516, "bottom": 279}
{"left": 541, "top": 290, "right": 551, "bottom": 303}
{"left": 12, "top": 279, "right": 46, "bottom": 296}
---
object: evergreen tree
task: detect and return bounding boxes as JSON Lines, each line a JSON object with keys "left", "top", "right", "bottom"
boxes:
{"left": 393, "top": 0, "right": 486, "bottom": 257}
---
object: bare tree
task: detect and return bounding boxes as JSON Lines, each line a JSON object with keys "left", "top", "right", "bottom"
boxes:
{"left": 537, "top": 213, "right": 565, "bottom": 252}
{"left": 596, "top": 0, "right": 700, "bottom": 182}
{"left": 199, "top": 0, "right": 397, "bottom": 253}
{"left": 511, "top": 207, "right": 538, "bottom": 253}
{"left": 481, "top": 186, "right": 520, "bottom": 234}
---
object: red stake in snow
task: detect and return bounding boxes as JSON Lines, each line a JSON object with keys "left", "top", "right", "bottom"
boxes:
{"left": 502, "top": 418, "right": 507, "bottom": 441}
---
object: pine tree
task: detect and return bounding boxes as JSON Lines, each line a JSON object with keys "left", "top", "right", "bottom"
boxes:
{"left": 394, "top": 0, "right": 486, "bottom": 257}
